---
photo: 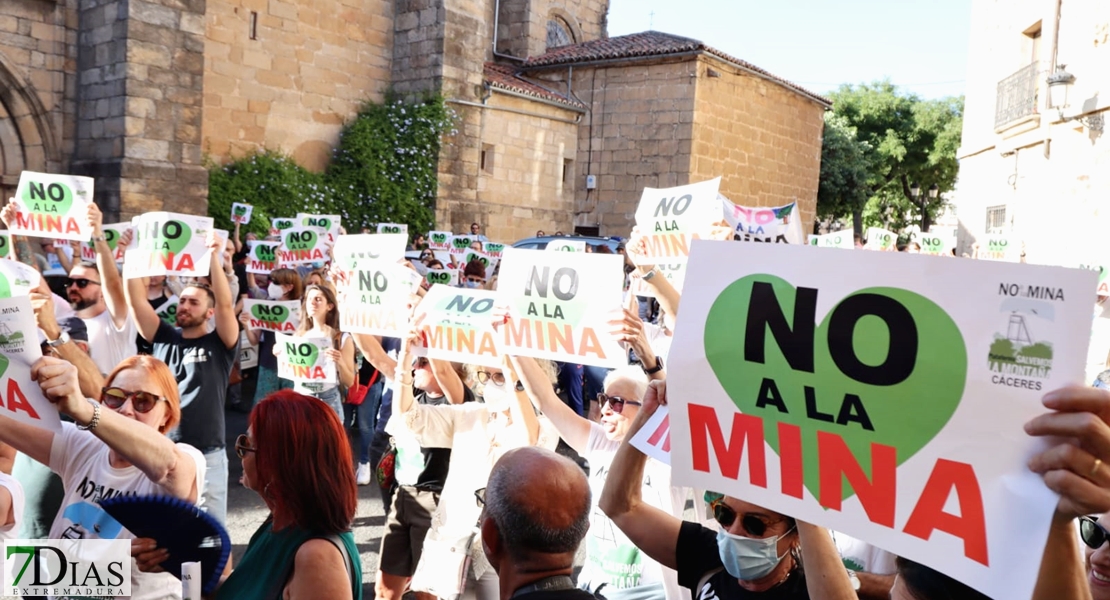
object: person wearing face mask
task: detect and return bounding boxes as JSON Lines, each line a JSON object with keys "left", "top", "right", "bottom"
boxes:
{"left": 463, "top": 259, "right": 487, "bottom": 289}
{"left": 242, "top": 268, "right": 304, "bottom": 408}
{"left": 599, "top": 381, "right": 857, "bottom": 600}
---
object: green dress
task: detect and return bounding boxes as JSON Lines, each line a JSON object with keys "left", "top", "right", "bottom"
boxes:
{"left": 217, "top": 518, "right": 362, "bottom": 600}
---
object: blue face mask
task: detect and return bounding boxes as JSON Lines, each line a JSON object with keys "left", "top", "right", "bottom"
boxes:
{"left": 715, "top": 526, "right": 794, "bottom": 581}
{"left": 465, "top": 280, "right": 481, "bottom": 289}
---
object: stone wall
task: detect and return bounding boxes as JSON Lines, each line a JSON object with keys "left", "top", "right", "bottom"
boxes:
{"left": 496, "top": 0, "right": 607, "bottom": 58}
{"left": 202, "top": 0, "right": 393, "bottom": 172}
{"left": 690, "top": 55, "right": 826, "bottom": 228}
{"left": 392, "top": 0, "right": 446, "bottom": 96}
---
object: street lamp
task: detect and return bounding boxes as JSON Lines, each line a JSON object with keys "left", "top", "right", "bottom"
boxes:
{"left": 1046, "top": 64, "right": 1104, "bottom": 132}
{"left": 909, "top": 182, "right": 940, "bottom": 231}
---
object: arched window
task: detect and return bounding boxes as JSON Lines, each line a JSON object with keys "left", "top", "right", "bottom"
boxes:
{"left": 546, "top": 17, "right": 574, "bottom": 50}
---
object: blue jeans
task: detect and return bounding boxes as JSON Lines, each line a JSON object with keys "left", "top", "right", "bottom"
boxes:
{"left": 308, "top": 386, "right": 344, "bottom": 421}
{"left": 357, "top": 379, "right": 384, "bottom": 463}
{"left": 203, "top": 449, "right": 228, "bottom": 526}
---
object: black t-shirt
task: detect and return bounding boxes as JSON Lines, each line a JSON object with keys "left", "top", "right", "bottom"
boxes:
{"left": 136, "top": 294, "right": 171, "bottom": 355}
{"left": 514, "top": 589, "right": 599, "bottom": 600}
{"left": 153, "top": 321, "right": 239, "bottom": 450}
{"left": 412, "top": 386, "right": 474, "bottom": 491}
{"left": 676, "top": 522, "right": 808, "bottom": 600}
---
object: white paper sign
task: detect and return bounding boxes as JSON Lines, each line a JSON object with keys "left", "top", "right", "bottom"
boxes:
{"left": 428, "top": 231, "right": 453, "bottom": 251}
{"left": 332, "top": 234, "right": 407, "bottom": 271}
{"left": 629, "top": 406, "right": 671, "bottom": 466}
{"left": 123, "top": 212, "right": 213, "bottom": 278}
{"left": 246, "top": 241, "right": 279, "bottom": 274}
{"left": 376, "top": 223, "right": 408, "bottom": 235}
{"left": 808, "top": 231, "right": 855, "bottom": 249}
{"left": 277, "top": 227, "right": 329, "bottom": 266}
{"left": 413, "top": 285, "right": 502, "bottom": 367}
{"left": 0, "top": 296, "right": 62, "bottom": 432}
{"left": 155, "top": 296, "right": 179, "bottom": 325}
{"left": 339, "top": 262, "right": 419, "bottom": 336}
{"left": 667, "top": 240, "right": 1095, "bottom": 600}
{"left": 230, "top": 203, "right": 253, "bottom": 225}
{"left": 546, "top": 240, "right": 586, "bottom": 253}
{"left": 866, "top": 227, "right": 897, "bottom": 251}
{"left": 275, "top": 334, "right": 336, "bottom": 385}
{"left": 80, "top": 223, "right": 131, "bottom": 263}
{"left": 242, "top": 299, "right": 302, "bottom": 333}
{"left": 496, "top": 248, "right": 625, "bottom": 368}
{"left": 425, "top": 268, "right": 458, "bottom": 288}
{"left": 721, "top": 195, "right": 805, "bottom": 244}
{"left": 270, "top": 217, "right": 296, "bottom": 237}
{"left": 980, "top": 235, "right": 1021, "bottom": 262}
{"left": 11, "top": 171, "right": 94, "bottom": 241}
{"left": 0, "top": 259, "right": 42, "bottom": 298}
{"left": 632, "top": 178, "right": 721, "bottom": 265}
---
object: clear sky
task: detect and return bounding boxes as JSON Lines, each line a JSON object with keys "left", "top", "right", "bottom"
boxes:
{"left": 607, "top": 0, "right": 971, "bottom": 100}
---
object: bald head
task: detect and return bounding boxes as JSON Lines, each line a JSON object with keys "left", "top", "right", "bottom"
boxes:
{"left": 484, "top": 447, "right": 590, "bottom": 560}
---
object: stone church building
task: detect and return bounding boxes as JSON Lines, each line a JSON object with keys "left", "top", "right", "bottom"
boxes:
{"left": 2, "top": 0, "right": 828, "bottom": 239}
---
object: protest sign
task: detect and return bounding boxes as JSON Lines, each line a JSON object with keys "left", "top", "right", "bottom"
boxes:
{"left": 155, "top": 296, "right": 179, "bottom": 325}
{"left": 546, "top": 240, "right": 586, "bottom": 253}
{"left": 413, "top": 285, "right": 501, "bottom": 367}
{"left": 270, "top": 217, "right": 296, "bottom": 237}
{"left": 425, "top": 268, "right": 458, "bottom": 288}
{"left": 123, "top": 213, "right": 213, "bottom": 278}
{"left": 246, "top": 241, "right": 279, "bottom": 274}
{"left": 275, "top": 334, "right": 335, "bottom": 385}
{"left": 632, "top": 179, "right": 720, "bottom": 265}
{"left": 0, "top": 296, "right": 62, "bottom": 432}
{"left": 297, "top": 213, "right": 341, "bottom": 244}
{"left": 866, "top": 227, "right": 897, "bottom": 251}
{"left": 80, "top": 223, "right": 130, "bottom": 263}
{"left": 1081, "top": 264, "right": 1110, "bottom": 296}
{"left": 428, "top": 231, "right": 452, "bottom": 251}
{"left": 629, "top": 406, "right": 671, "bottom": 466}
{"left": 979, "top": 235, "right": 1021, "bottom": 262}
{"left": 463, "top": 249, "right": 498, "bottom": 274}
{"left": 919, "top": 226, "right": 957, "bottom": 257}
{"left": 339, "top": 262, "right": 419, "bottom": 336}
{"left": 667, "top": 240, "right": 1095, "bottom": 599}
{"left": 278, "top": 227, "right": 329, "bottom": 266}
{"left": 496, "top": 248, "right": 624, "bottom": 368}
{"left": 483, "top": 242, "right": 505, "bottom": 259}
{"left": 231, "top": 203, "right": 253, "bottom": 225}
{"left": 808, "top": 231, "right": 854, "bottom": 249}
{"left": 376, "top": 223, "right": 408, "bottom": 235}
{"left": 242, "top": 299, "right": 302, "bottom": 333}
{"left": 331, "top": 234, "right": 406, "bottom": 271}
{"left": 0, "top": 234, "right": 12, "bottom": 261}
{"left": 721, "top": 195, "right": 805, "bottom": 244}
{"left": 10, "top": 171, "right": 94, "bottom": 242}
{"left": 0, "top": 260, "right": 41, "bottom": 299}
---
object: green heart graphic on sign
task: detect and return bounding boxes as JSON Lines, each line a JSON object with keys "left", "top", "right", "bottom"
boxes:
{"left": 103, "top": 229, "right": 119, "bottom": 250}
{"left": 234, "top": 206, "right": 247, "bottom": 216}
{"left": 156, "top": 220, "right": 192, "bottom": 258}
{"left": 285, "top": 230, "right": 318, "bottom": 251}
{"left": 251, "top": 304, "right": 287, "bottom": 322}
{"left": 704, "top": 274, "right": 966, "bottom": 501}
{"left": 159, "top": 303, "right": 178, "bottom": 324}
{"left": 22, "top": 181, "right": 74, "bottom": 216}
{"left": 0, "top": 354, "right": 8, "bottom": 380}
{"left": 0, "top": 237, "right": 9, "bottom": 259}
{"left": 426, "top": 271, "right": 450, "bottom": 285}
{"left": 432, "top": 233, "right": 447, "bottom": 244}
{"left": 255, "top": 244, "right": 276, "bottom": 262}
{"left": 453, "top": 237, "right": 472, "bottom": 249}
{"left": 288, "top": 342, "right": 320, "bottom": 368}
{"left": 274, "top": 219, "right": 294, "bottom": 230}
{"left": 486, "top": 244, "right": 503, "bottom": 254}
{"left": 0, "top": 272, "right": 12, "bottom": 298}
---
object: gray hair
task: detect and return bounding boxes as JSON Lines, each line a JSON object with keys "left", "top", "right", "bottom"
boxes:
{"left": 602, "top": 365, "right": 648, "bottom": 400}
{"left": 485, "top": 460, "right": 591, "bottom": 555}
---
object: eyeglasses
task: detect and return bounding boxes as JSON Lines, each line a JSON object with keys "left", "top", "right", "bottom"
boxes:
{"left": 476, "top": 371, "right": 506, "bottom": 386}
{"left": 711, "top": 502, "right": 783, "bottom": 538}
{"left": 597, "top": 393, "right": 642, "bottom": 414}
{"left": 100, "top": 387, "right": 166, "bottom": 413}
{"left": 1081, "top": 516, "right": 1110, "bottom": 549}
{"left": 235, "top": 434, "right": 257, "bottom": 458}
{"left": 474, "top": 487, "right": 486, "bottom": 508}
{"left": 66, "top": 278, "right": 101, "bottom": 289}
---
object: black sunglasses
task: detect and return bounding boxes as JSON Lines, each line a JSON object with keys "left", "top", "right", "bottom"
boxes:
{"left": 235, "top": 434, "right": 257, "bottom": 459}
{"left": 712, "top": 503, "right": 782, "bottom": 538}
{"left": 100, "top": 387, "right": 166, "bottom": 413}
{"left": 1081, "top": 516, "right": 1110, "bottom": 549}
{"left": 66, "top": 278, "right": 101, "bottom": 289}
{"left": 597, "top": 393, "right": 642, "bottom": 414}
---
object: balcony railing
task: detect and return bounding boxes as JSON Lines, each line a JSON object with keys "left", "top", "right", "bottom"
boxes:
{"left": 995, "top": 62, "right": 1040, "bottom": 130}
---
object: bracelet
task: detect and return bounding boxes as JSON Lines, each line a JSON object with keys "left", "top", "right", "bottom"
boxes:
{"left": 76, "top": 399, "right": 101, "bottom": 431}
{"left": 93, "top": 234, "right": 106, "bottom": 242}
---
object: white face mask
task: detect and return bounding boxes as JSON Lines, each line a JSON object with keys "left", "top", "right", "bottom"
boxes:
{"left": 482, "top": 382, "right": 513, "bottom": 412}
{"left": 267, "top": 283, "right": 284, "bottom": 300}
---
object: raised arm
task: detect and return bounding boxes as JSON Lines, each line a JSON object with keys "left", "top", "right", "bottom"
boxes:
{"left": 125, "top": 275, "right": 162, "bottom": 343}
{"left": 88, "top": 204, "right": 129, "bottom": 328}
{"left": 209, "top": 237, "right": 239, "bottom": 349}
{"left": 797, "top": 523, "right": 858, "bottom": 600}
{"left": 428, "top": 357, "right": 466, "bottom": 405}
{"left": 509, "top": 354, "right": 590, "bottom": 454}
{"left": 503, "top": 357, "right": 541, "bottom": 446}
{"left": 31, "top": 282, "right": 105, "bottom": 394}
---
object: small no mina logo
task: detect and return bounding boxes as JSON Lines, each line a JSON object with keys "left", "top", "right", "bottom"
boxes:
{"left": 3, "top": 539, "right": 131, "bottom": 597}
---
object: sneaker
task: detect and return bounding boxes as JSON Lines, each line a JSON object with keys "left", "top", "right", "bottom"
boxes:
{"left": 356, "top": 462, "right": 371, "bottom": 486}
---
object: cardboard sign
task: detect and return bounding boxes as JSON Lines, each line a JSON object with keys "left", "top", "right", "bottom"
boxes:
{"left": 546, "top": 240, "right": 586, "bottom": 253}
{"left": 629, "top": 406, "right": 672, "bottom": 466}
{"left": 633, "top": 178, "right": 721, "bottom": 264}
{"left": 425, "top": 268, "right": 458, "bottom": 288}
{"left": 278, "top": 227, "right": 328, "bottom": 266}
{"left": 11, "top": 171, "right": 94, "bottom": 241}
{"left": 242, "top": 299, "right": 302, "bottom": 333}
{"left": 866, "top": 227, "right": 897, "bottom": 251}
{"left": 980, "top": 235, "right": 1020, "bottom": 262}
{"left": 331, "top": 234, "right": 406, "bottom": 271}
{"left": 123, "top": 213, "right": 213, "bottom": 279}
{"left": 275, "top": 333, "right": 335, "bottom": 385}
{"left": 155, "top": 296, "right": 179, "bottom": 326}
{"left": 808, "top": 232, "right": 854, "bottom": 250}
{"left": 246, "top": 241, "right": 279, "bottom": 274}
{"left": 80, "top": 223, "right": 130, "bottom": 263}
{"left": 721, "top": 196, "right": 805, "bottom": 244}
{"left": 667, "top": 240, "right": 1095, "bottom": 599}
{"left": 230, "top": 203, "right": 253, "bottom": 225}
{"left": 0, "top": 260, "right": 41, "bottom": 300}
{"left": 413, "top": 285, "right": 501, "bottom": 367}
{"left": 428, "top": 231, "right": 453, "bottom": 251}
{"left": 483, "top": 242, "right": 505, "bottom": 259}
{"left": 339, "top": 262, "right": 419, "bottom": 336}
{"left": 270, "top": 217, "right": 296, "bottom": 237}
{"left": 376, "top": 223, "right": 408, "bottom": 235}
{"left": 0, "top": 296, "right": 62, "bottom": 432}
{"left": 496, "top": 248, "right": 625, "bottom": 368}
{"left": 0, "top": 235, "right": 13, "bottom": 261}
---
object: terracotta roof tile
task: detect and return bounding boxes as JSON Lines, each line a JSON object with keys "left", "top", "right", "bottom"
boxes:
{"left": 483, "top": 62, "right": 586, "bottom": 110}
{"left": 521, "top": 31, "right": 830, "bottom": 106}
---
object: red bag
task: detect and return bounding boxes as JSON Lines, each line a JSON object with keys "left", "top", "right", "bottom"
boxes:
{"left": 345, "top": 370, "right": 379, "bottom": 405}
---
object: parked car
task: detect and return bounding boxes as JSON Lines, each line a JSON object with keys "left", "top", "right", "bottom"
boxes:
{"left": 511, "top": 235, "right": 621, "bottom": 253}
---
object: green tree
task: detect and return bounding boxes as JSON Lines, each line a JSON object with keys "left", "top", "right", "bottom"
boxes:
{"left": 817, "top": 113, "right": 872, "bottom": 235}
{"left": 818, "top": 81, "right": 963, "bottom": 237}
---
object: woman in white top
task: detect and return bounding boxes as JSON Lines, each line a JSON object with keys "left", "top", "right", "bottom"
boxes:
{"left": 280, "top": 284, "right": 355, "bottom": 419}
{"left": 1, "top": 354, "right": 205, "bottom": 600}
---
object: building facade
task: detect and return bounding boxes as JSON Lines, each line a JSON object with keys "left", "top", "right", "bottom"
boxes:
{"left": 2, "top": 0, "right": 827, "bottom": 240}
{"left": 955, "top": 0, "right": 1110, "bottom": 266}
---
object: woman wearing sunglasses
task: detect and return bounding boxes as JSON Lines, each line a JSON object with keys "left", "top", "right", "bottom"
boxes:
{"left": 2, "top": 354, "right": 204, "bottom": 599}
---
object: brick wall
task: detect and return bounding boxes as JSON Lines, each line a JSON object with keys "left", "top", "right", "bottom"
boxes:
{"left": 202, "top": 0, "right": 393, "bottom": 171}
{"left": 690, "top": 55, "right": 826, "bottom": 228}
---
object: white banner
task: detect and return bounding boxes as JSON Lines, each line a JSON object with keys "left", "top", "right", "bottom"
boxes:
{"left": 721, "top": 196, "right": 805, "bottom": 244}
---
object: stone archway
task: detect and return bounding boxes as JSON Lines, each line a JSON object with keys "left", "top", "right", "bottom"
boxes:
{"left": 0, "top": 51, "right": 61, "bottom": 199}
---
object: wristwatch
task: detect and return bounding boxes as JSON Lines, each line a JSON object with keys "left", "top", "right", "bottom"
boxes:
{"left": 641, "top": 269, "right": 657, "bottom": 281}
{"left": 642, "top": 356, "right": 664, "bottom": 375}
{"left": 846, "top": 570, "right": 861, "bottom": 591}
{"left": 46, "top": 330, "right": 71, "bottom": 348}
{"left": 92, "top": 234, "right": 106, "bottom": 242}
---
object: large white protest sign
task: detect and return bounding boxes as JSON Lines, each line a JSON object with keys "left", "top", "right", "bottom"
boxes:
{"left": 80, "top": 223, "right": 131, "bottom": 263}
{"left": 340, "top": 262, "right": 419, "bottom": 336}
{"left": 667, "top": 240, "right": 1094, "bottom": 599}
{"left": 230, "top": 203, "right": 253, "bottom": 225}
{"left": 428, "top": 231, "right": 452, "bottom": 251}
{"left": 632, "top": 178, "right": 720, "bottom": 265}
{"left": 246, "top": 241, "right": 279, "bottom": 274}
{"left": 123, "top": 213, "right": 213, "bottom": 278}
{"left": 866, "top": 227, "right": 897, "bottom": 251}
{"left": 0, "top": 296, "right": 62, "bottom": 432}
{"left": 278, "top": 227, "right": 329, "bottom": 266}
{"left": 979, "top": 235, "right": 1021, "bottom": 262}
{"left": 275, "top": 334, "right": 335, "bottom": 385}
{"left": 413, "top": 285, "right": 501, "bottom": 367}
{"left": 376, "top": 223, "right": 408, "bottom": 236}
{"left": 0, "top": 259, "right": 42, "bottom": 298}
{"left": 11, "top": 172, "right": 94, "bottom": 242}
{"left": 242, "top": 300, "right": 302, "bottom": 333}
{"left": 808, "top": 231, "right": 854, "bottom": 249}
{"left": 496, "top": 248, "right": 624, "bottom": 368}
{"left": 721, "top": 195, "right": 805, "bottom": 244}
{"left": 331, "top": 234, "right": 406, "bottom": 271}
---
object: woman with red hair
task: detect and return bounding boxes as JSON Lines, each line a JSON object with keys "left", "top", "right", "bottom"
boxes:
{"left": 137, "top": 390, "right": 361, "bottom": 599}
